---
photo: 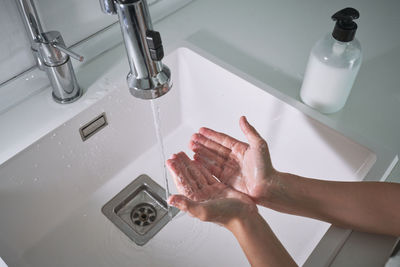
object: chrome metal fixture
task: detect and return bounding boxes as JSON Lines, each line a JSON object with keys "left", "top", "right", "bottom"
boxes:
{"left": 102, "top": 174, "right": 179, "bottom": 246}
{"left": 100, "top": 0, "right": 172, "bottom": 99}
{"left": 17, "top": 0, "right": 83, "bottom": 104}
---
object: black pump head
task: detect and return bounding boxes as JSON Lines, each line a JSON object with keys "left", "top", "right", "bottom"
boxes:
{"left": 331, "top": 7, "right": 360, "bottom": 42}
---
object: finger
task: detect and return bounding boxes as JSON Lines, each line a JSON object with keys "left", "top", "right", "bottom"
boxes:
{"left": 174, "top": 152, "right": 199, "bottom": 191}
{"left": 166, "top": 158, "right": 187, "bottom": 194}
{"left": 190, "top": 133, "right": 231, "bottom": 159}
{"left": 199, "top": 127, "right": 247, "bottom": 151}
{"left": 176, "top": 152, "right": 208, "bottom": 189}
{"left": 190, "top": 141, "right": 226, "bottom": 167}
{"left": 239, "top": 116, "right": 266, "bottom": 146}
{"left": 166, "top": 156, "right": 196, "bottom": 195}
{"left": 193, "top": 153, "right": 223, "bottom": 178}
{"left": 168, "top": 195, "right": 206, "bottom": 220}
{"left": 193, "top": 160, "right": 217, "bottom": 185}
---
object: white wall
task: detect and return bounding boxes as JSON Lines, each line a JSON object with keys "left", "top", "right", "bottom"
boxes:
{"left": 34, "top": 0, "right": 117, "bottom": 46}
{"left": 0, "top": 0, "right": 34, "bottom": 85}
{"left": 0, "top": 0, "right": 117, "bottom": 85}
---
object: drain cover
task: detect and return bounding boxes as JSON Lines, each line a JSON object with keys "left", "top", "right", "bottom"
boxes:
{"left": 131, "top": 203, "right": 157, "bottom": 227}
{"left": 102, "top": 174, "right": 179, "bottom": 246}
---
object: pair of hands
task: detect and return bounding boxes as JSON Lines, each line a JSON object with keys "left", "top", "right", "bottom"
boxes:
{"left": 167, "top": 116, "right": 277, "bottom": 228}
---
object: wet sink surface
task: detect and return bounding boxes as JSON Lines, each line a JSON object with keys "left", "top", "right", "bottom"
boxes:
{"left": 0, "top": 46, "right": 396, "bottom": 267}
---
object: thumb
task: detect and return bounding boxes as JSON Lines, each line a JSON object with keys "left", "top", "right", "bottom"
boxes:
{"left": 239, "top": 116, "right": 263, "bottom": 146}
{"left": 168, "top": 195, "right": 204, "bottom": 218}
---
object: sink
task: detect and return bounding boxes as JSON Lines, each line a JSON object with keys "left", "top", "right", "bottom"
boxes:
{"left": 0, "top": 45, "right": 397, "bottom": 267}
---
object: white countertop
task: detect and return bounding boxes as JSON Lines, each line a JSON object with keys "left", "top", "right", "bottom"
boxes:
{"left": 0, "top": 0, "right": 399, "bottom": 266}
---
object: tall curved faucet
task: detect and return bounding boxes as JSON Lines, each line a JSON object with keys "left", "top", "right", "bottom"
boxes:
{"left": 17, "top": 0, "right": 83, "bottom": 104}
{"left": 100, "top": 0, "right": 172, "bottom": 99}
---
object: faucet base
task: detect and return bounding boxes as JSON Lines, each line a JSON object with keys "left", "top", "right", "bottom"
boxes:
{"left": 127, "top": 65, "right": 172, "bottom": 100}
{"left": 46, "top": 59, "right": 83, "bottom": 104}
{"left": 52, "top": 88, "right": 82, "bottom": 104}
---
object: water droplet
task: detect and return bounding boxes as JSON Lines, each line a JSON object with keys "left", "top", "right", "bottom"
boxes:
{"left": 34, "top": 177, "right": 39, "bottom": 182}
{"left": 61, "top": 154, "right": 65, "bottom": 159}
{"left": 83, "top": 214, "right": 87, "bottom": 217}
{"left": 51, "top": 133, "right": 57, "bottom": 139}
{"left": 67, "top": 164, "right": 71, "bottom": 168}
{"left": 34, "top": 163, "right": 38, "bottom": 168}
{"left": 58, "top": 141, "right": 62, "bottom": 145}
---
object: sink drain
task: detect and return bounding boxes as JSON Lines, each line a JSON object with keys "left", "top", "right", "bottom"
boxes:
{"left": 102, "top": 174, "right": 179, "bottom": 245}
{"left": 131, "top": 203, "right": 157, "bottom": 227}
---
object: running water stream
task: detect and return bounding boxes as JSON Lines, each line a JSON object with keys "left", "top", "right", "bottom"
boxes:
{"left": 150, "top": 99, "right": 172, "bottom": 219}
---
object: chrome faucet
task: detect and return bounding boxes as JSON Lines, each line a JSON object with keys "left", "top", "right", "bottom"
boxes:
{"left": 100, "top": 0, "right": 172, "bottom": 99}
{"left": 17, "top": 0, "right": 83, "bottom": 104}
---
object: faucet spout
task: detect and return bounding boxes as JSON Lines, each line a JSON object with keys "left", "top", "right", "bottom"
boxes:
{"left": 100, "top": 0, "right": 172, "bottom": 100}
{"left": 17, "top": 0, "right": 43, "bottom": 42}
{"left": 17, "top": 0, "right": 44, "bottom": 68}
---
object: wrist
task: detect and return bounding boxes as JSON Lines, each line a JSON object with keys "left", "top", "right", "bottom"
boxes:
{"left": 224, "top": 205, "right": 259, "bottom": 232}
{"left": 257, "top": 170, "right": 289, "bottom": 208}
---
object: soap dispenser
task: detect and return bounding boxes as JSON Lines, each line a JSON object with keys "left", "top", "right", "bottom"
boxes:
{"left": 300, "top": 7, "right": 362, "bottom": 113}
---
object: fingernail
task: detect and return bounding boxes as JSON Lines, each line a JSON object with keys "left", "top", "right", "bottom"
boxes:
{"left": 166, "top": 159, "right": 175, "bottom": 168}
{"left": 168, "top": 196, "right": 176, "bottom": 206}
{"left": 192, "top": 133, "right": 199, "bottom": 140}
{"left": 199, "top": 127, "right": 209, "bottom": 133}
{"left": 192, "top": 142, "right": 199, "bottom": 149}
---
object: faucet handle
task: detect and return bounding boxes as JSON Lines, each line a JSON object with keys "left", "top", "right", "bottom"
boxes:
{"left": 38, "top": 31, "right": 84, "bottom": 66}
{"left": 146, "top": 30, "right": 164, "bottom": 61}
{"left": 99, "top": 0, "right": 117, "bottom": 15}
{"left": 51, "top": 43, "right": 84, "bottom": 62}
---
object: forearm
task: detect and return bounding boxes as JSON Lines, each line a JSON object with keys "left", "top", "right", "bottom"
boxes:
{"left": 262, "top": 172, "right": 400, "bottom": 236}
{"left": 227, "top": 212, "right": 297, "bottom": 267}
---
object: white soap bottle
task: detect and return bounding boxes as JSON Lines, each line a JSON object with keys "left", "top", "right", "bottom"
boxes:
{"left": 300, "top": 7, "right": 362, "bottom": 114}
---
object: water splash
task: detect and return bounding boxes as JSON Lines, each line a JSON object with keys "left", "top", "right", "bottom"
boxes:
{"left": 150, "top": 99, "right": 172, "bottom": 219}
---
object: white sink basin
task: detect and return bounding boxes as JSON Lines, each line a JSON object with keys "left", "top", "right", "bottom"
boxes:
{"left": 0, "top": 46, "right": 396, "bottom": 267}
